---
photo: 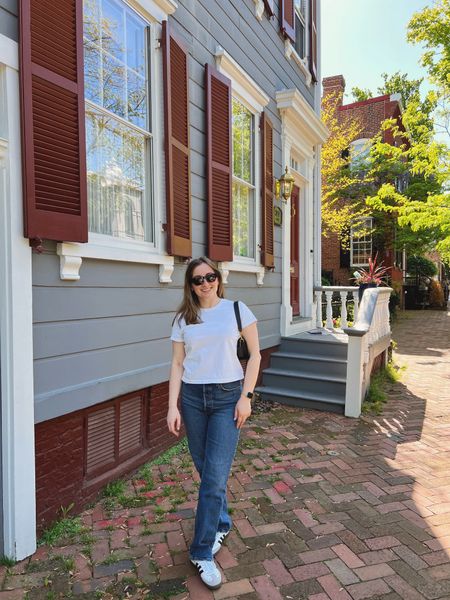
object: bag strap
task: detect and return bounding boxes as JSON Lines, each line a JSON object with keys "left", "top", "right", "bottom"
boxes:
{"left": 233, "top": 301, "right": 243, "bottom": 333}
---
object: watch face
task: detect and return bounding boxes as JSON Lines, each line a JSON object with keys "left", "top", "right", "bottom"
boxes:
{"left": 246, "top": 392, "right": 254, "bottom": 399}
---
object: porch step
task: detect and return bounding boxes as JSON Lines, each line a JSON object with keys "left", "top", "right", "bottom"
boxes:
{"left": 270, "top": 351, "right": 347, "bottom": 377}
{"left": 254, "top": 385, "right": 345, "bottom": 414}
{"left": 262, "top": 368, "right": 346, "bottom": 397}
{"left": 256, "top": 332, "right": 349, "bottom": 414}
{"left": 279, "top": 335, "right": 348, "bottom": 359}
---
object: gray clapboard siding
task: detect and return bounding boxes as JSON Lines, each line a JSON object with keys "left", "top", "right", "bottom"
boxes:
{"left": 0, "top": 1, "right": 18, "bottom": 42}
{"left": 32, "top": 0, "right": 314, "bottom": 421}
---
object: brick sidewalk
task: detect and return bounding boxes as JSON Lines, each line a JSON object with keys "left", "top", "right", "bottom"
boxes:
{"left": 1, "top": 310, "right": 449, "bottom": 599}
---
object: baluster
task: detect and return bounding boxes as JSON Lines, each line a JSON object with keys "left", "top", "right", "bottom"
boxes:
{"left": 325, "top": 291, "right": 334, "bottom": 329}
{"left": 340, "top": 291, "right": 348, "bottom": 329}
{"left": 352, "top": 291, "right": 359, "bottom": 323}
{"left": 315, "top": 291, "right": 323, "bottom": 328}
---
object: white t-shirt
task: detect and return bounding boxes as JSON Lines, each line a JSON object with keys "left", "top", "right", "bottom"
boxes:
{"left": 171, "top": 298, "right": 257, "bottom": 384}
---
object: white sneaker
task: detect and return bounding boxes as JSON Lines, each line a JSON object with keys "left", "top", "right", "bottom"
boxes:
{"left": 212, "top": 530, "right": 230, "bottom": 556}
{"left": 190, "top": 558, "right": 222, "bottom": 589}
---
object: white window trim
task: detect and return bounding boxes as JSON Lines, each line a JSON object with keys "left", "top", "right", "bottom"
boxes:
{"left": 350, "top": 217, "right": 373, "bottom": 267}
{"left": 57, "top": 0, "right": 176, "bottom": 282}
{"left": 215, "top": 48, "right": 269, "bottom": 285}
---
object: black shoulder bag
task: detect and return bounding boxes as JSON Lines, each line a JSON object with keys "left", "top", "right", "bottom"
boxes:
{"left": 234, "top": 301, "right": 250, "bottom": 360}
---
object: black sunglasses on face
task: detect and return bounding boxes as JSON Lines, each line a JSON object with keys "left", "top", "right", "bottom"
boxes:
{"left": 191, "top": 272, "right": 218, "bottom": 286}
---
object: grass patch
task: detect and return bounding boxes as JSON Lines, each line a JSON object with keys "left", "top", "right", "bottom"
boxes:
{"left": 362, "top": 361, "right": 402, "bottom": 415}
{"left": 0, "top": 555, "right": 15, "bottom": 567}
{"left": 39, "top": 516, "right": 86, "bottom": 547}
{"left": 150, "top": 439, "right": 189, "bottom": 466}
{"left": 102, "top": 479, "right": 126, "bottom": 498}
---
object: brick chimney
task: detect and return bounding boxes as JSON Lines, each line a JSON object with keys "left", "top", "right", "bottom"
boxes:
{"left": 322, "top": 75, "right": 346, "bottom": 106}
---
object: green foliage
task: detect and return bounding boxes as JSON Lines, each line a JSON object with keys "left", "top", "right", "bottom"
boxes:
{"left": 102, "top": 479, "right": 126, "bottom": 498}
{"left": 0, "top": 555, "right": 15, "bottom": 567}
{"left": 406, "top": 255, "right": 438, "bottom": 278}
{"left": 351, "top": 87, "right": 373, "bottom": 102}
{"left": 362, "top": 361, "right": 403, "bottom": 415}
{"left": 39, "top": 516, "right": 86, "bottom": 547}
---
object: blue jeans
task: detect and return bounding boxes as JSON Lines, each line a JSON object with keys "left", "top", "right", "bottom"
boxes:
{"left": 181, "top": 380, "right": 242, "bottom": 560}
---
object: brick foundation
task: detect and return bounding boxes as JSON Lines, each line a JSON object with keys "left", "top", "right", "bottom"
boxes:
{"left": 35, "top": 382, "right": 174, "bottom": 532}
{"left": 35, "top": 345, "right": 278, "bottom": 531}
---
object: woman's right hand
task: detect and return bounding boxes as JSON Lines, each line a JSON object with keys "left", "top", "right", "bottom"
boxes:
{"left": 167, "top": 406, "right": 181, "bottom": 437}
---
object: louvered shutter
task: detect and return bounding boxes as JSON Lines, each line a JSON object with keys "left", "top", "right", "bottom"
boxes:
{"left": 263, "top": 0, "right": 275, "bottom": 16}
{"left": 85, "top": 406, "right": 116, "bottom": 478}
{"left": 162, "top": 21, "right": 192, "bottom": 258}
{"left": 309, "top": 0, "right": 318, "bottom": 82}
{"left": 205, "top": 64, "right": 233, "bottom": 262}
{"left": 261, "top": 113, "right": 274, "bottom": 268}
{"left": 119, "top": 396, "right": 144, "bottom": 460}
{"left": 19, "top": 0, "right": 88, "bottom": 243}
{"left": 281, "top": 0, "right": 295, "bottom": 43}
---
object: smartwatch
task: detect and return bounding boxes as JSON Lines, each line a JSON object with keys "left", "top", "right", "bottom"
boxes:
{"left": 246, "top": 391, "right": 254, "bottom": 400}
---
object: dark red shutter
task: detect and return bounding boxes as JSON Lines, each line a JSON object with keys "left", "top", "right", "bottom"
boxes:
{"left": 261, "top": 112, "right": 274, "bottom": 268}
{"left": 19, "top": 0, "right": 88, "bottom": 243}
{"left": 281, "top": 0, "right": 295, "bottom": 43}
{"left": 263, "top": 0, "right": 275, "bottom": 17}
{"left": 205, "top": 64, "right": 233, "bottom": 262}
{"left": 309, "top": 0, "right": 318, "bottom": 82}
{"left": 162, "top": 21, "right": 192, "bottom": 258}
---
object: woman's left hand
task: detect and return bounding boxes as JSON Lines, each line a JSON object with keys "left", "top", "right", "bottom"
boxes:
{"left": 234, "top": 396, "right": 252, "bottom": 429}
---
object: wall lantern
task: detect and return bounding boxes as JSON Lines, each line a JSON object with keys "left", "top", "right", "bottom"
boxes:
{"left": 275, "top": 166, "right": 295, "bottom": 202}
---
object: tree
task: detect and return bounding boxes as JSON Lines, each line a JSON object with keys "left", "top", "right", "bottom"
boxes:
{"left": 321, "top": 93, "right": 372, "bottom": 245}
{"left": 351, "top": 87, "right": 372, "bottom": 102}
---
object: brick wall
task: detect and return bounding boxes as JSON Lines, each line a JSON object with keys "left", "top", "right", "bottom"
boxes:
{"left": 35, "top": 345, "right": 278, "bottom": 531}
{"left": 322, "top": 230, "right": 352, "bottom": 285}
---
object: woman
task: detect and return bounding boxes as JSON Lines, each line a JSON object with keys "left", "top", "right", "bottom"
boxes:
{"left": 167, "top": 257, "right": 261, "bottom": 590}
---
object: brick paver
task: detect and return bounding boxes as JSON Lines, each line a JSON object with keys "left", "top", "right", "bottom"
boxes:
{"left": 2, "top": 310, "right": 449, "bottom": 599}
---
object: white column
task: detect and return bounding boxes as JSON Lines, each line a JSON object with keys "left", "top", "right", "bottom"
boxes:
{"left": 340, "top": 291, "right": 348, "bottom": 329}
{"left": 325, "top": 290, "right": 333, "bottom": 329}
{"left": 0, "top": 42, "right": 37, "bottom": 560}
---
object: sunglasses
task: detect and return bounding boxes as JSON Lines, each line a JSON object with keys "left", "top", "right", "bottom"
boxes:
{"left": 191, "top": 272, "right": 218, "bottom": 286}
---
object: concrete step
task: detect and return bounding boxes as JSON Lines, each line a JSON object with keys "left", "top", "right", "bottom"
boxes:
{"left": 255, "top": 385, "right": 345, "bottom": 414}
{"left": 262, "top": 368, "right": 346, "bottom": 398}
{"left": 270, "top": 351, "right": 347, "bottom": 377}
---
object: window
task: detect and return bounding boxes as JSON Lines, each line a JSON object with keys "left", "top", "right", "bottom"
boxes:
{"left": 232, "top": 98, "right": 255, "bottom": 258}
{"left": 294, "top": 0, "right": 306, "bottom": 59}
{"left": 350, "top": 138, "right": 371, "bottom": 171}
{"left": 83, "top": 0, "right": 153, "bottom": 242}
{"left": 351, "top": 217, "right": 373, "bottom": 266}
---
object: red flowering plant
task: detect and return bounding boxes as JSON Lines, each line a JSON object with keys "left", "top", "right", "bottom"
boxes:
{"left": 353, "top": 253, "right": 391, "bottom": 285}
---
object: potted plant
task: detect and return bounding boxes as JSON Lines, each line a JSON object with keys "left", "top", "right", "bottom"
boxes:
{"left": 353, "top": 253, "right": 391, "bottom": 301}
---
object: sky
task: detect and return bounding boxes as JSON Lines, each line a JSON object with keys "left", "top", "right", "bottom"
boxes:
{"left": 321, "top": 0, "right": 431, "bottom": 102}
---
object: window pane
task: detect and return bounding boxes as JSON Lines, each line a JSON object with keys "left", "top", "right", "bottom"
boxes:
{"left": 84, "top": 0, "right": 100, "bottom": 44}
{"left": 233, "top": 181, "right": 254, "bottom": 258}
{"left": 86, "top": 109, "right": 150, "bottom": 241}
{"left": 126, "top": 12, "right": 145, "bottom": 76}
{"left": 294, "top": 15, "right": 305, "bottom": 58}
{"left": 351, "top": 218, "right": 372, "bottom": 265}
{"left": 102, "top": 52, "right": 126, "bottom": 117}
{"left": 232, "top": 98, "right": 253, "bottom": 184}
{"left": 101, "top": 0, "right": 125, "bottom": 62}
{"left": 127, "top": 71, "right": 147, "bottom": 129}
{"left": 84, "top": 42, "right": 102, "bottom": 105}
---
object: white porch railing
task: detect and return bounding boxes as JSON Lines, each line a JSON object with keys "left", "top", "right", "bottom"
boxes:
{"left": 313, "top": 286, "right": 392, "bottom": 418}
{"left": 314, "top": 286, "right": 360, "bottom": 330}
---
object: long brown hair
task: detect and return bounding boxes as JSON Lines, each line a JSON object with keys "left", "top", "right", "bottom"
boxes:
{"left": 175, "top": 256, "right": 224, "bottom": 325}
